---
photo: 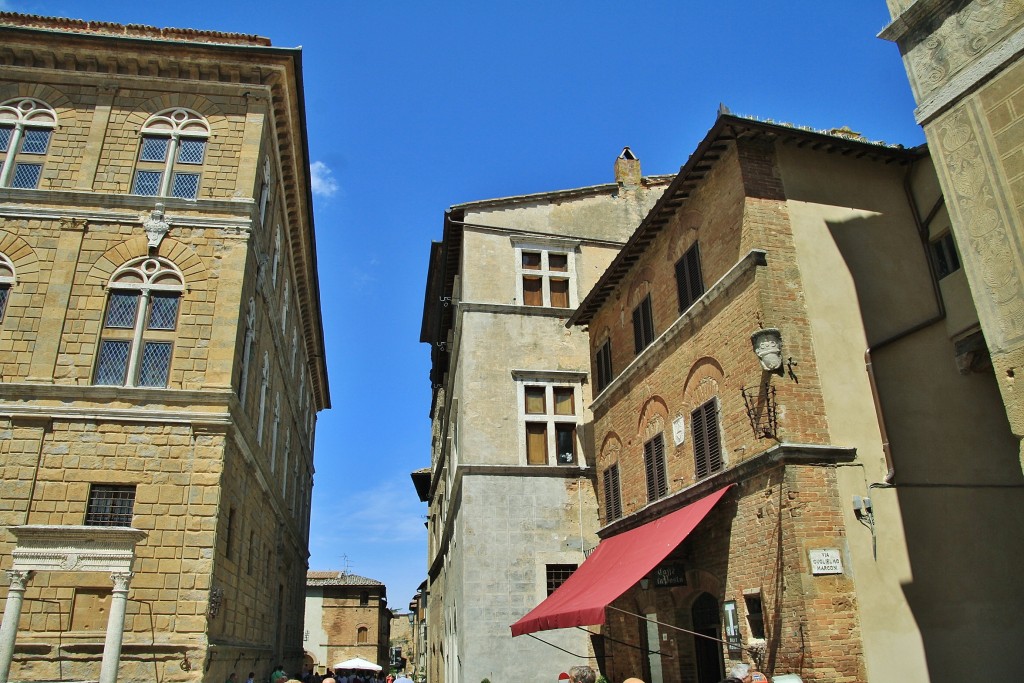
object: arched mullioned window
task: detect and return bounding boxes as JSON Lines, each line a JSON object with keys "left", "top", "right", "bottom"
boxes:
{"left": 0, "top": 252, "right": 15, "bottom": 322}
{"left": 131, "top": 107, "right": 210, "bottom": 199}
{"left": 0, "top": 98, "right": 57, "bottom": 189}
{"left": 94, "top": 257, "right": 183, "bottom": 387}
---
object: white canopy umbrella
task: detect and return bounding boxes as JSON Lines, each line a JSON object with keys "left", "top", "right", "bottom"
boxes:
{"left": 333, "top": 658, "right": 382, "bottom": 672}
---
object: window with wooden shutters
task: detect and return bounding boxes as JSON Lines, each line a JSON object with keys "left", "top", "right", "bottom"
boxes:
{"left": 595, "top": 339, "right": 613, "bottom": 393}
{"left": 603, "top": 463, "right": 623, "bottom": 522}
{"left": 513, "top": 239, "right": 578, "bottom": 309}
{"left": 675, "top": 242, "right": 705, "bottom": 312}
{"left": 632, "top": 294, "right": 655, "bottom": 355}
{"left": 518, "top": 376, "right": 583, "bottom": 466}
{"left": 691, "top": 399, "right": 723, "bottom": 479}
{"left": 643, "top": 433, "right": 668, "bottom": 502}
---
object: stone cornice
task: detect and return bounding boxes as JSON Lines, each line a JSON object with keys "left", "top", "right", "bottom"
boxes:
{"left": 0, "top": 383, "right": 234, "bottom": 425}
{"left": 588, "top": 249, "right": 768, "bottom": 411}
{"left": 0, "top": 190, "right": 254, "bottom": 231}
{"left": 598, "top": 442, "right": 857, "bottom": 537}
{"left": 9, "top": 524, "right": 147, "bottom": 574}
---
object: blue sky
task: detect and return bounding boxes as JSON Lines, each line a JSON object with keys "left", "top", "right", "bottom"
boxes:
{"left": 7, "top": 1, "right": 925, "bottom": 608}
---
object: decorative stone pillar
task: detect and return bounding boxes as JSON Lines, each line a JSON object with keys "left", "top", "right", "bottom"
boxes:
{"left": 0, "top": 569, "right": 32, "bottom": 683}
{"left": 98, "top": 572, "right": 133, "bottom": 683}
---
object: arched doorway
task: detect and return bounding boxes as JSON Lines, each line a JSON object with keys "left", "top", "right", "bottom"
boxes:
{"left": 691, "top": 593, "right": 724, "bottom": 683}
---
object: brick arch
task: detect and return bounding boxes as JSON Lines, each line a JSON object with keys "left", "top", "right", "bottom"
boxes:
{"left": 0, "top": 229, "right": 41, "bottom": 280}
{"left": 591, "top": 324, "right": 612, "bottom": 349}
{"left": 123, "top": 94, "right": 227, "bottom": 135}
{"left": 637, "top": 395, "right": 669, "bottom": 440}
{"left": 0, "top": 83, "right": 74, "bottom": 117}
{"left": 667, "top": 209, "right": 703, "bottom": 263}
{"left": 625, "top": 266, "right": 655, "bottom": 311}
{"left": 599, "top": 431, "right": 622, "bottom": 463}
{"left": 683, "top": 356, "right": 725, "bottom": 412}
{"left": 88, "top": 236, "right": 208, "bottom": 289}
{"left": 678, "top": 570, "right": 723, "bottom": 605}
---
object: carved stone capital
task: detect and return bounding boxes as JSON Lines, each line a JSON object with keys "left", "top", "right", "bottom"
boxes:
{"left": 5, "top": 569, "right": 33, "bottom": 591}
{"left": 110, "top": 571, "right": 133, "bottom": 593}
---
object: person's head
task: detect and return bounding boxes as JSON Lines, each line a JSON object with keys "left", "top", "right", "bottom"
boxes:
{"left": 567, "top": 666, "right": 596, "bottom": 683}
{"left": 249, "top": 673, "right": 255, "bottom": 679}
{"left": 623, "top": 678, "right": 646, "bottom": 683}
{"left": 729, "top": 664, "right": 751, "bottom": 682}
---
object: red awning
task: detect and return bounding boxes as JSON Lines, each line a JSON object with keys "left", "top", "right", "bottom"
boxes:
{"left": 510, "top": 485, "right": 733, "bottom": 637}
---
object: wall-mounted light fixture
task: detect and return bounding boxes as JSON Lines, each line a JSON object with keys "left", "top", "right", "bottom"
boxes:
{"left": 751, "top": 328, "right": 784, "bottom": 373}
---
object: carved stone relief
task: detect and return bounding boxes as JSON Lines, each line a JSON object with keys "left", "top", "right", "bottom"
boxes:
{"left": 934, "top": 102, "right": 1024, "bottom": 347}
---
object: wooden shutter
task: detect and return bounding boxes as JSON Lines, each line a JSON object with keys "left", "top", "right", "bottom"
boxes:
{"left": 526, "top": 423, "right": 547, "bottom": 464}
{"left": 550, "top": 278, "right": 569, "bottom": 308}
{"left": 523, "top": 276, "right": 543, "bottom": 306}
{"left": 633, "top": 295, "right": 654, "bottom": 354}
{"left": 603, "top": 463, "right": 622, "bottom": 522}
{"left": 692, "top": 399, "right": 721, "bottom": 479}
{"left": 596, "top": 340, "right": 612, "bottom": 392}
{"left": 644, "top": 434, "right": 667, "bottom": 501}
{"left": 675, "top": 243, "right": 705, "bottom": 312}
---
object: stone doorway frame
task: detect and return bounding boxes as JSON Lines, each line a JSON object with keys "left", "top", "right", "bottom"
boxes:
{"left": 0, "top": 525, "right": 147, "bottom": 683}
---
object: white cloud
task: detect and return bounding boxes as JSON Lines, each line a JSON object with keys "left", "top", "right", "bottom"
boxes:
{"left": 309, "top": 160, "right": 339, "bottom": 198}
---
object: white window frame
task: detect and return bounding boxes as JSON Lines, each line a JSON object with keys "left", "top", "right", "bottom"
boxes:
{"left": 132, "top": 108, "right": 210, "bottom": 199}
{"left": 511, "top": 236, "right": 580, "bottom": 309}
{"left": 0, "top": 97, "right": 57, "bottom": 189}
{"left": 513, "top": 369, "right": 587, "bottom": 466}
{"left": 93, "top": 257, "right": 184, "bottom": 388}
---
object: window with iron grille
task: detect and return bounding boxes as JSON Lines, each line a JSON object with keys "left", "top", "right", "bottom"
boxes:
{"left": 0, "top": 98, "right": 57, "bottom": 190}
{"left": 546, "top": 564, "right": 578, "bottom": 595}
{"left": 692, "top": 399, "right": 723, "bottom": 479}
{"left": 744, "top": 593, "right": 765, "bottom": 639}
{"left": 94, "top": 257, "right": 183, "bottom": 388}
{"left": 632, "top": 294, "right": 655, "bottom": 355}
{"left": 131, "top": 108, "right": 209, "bottom": 199}
{"left": 595, "top": 339, "right": 613, "bottom": 393}
{"left": 675, "top": 242, "right": 705, "bottom": 312}
{"left": 84, "top": 485, "right": 136, "bottom": 526}
{"left": 644, "top": 433, "right": 668, "bottom": 502}
{"left": 603, "top": 463, "right": 623, "bottom": 523}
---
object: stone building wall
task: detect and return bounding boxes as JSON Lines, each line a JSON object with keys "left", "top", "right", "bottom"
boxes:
{"left": 0, "top": 13, "right": 327, "bottom": 683}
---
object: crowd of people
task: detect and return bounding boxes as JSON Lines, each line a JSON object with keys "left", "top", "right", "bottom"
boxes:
{"left": 224, "top": 664, "right": 415, "bottom": 683}
{"left": 564, "top": 663, "right": 768, "bottom": 683}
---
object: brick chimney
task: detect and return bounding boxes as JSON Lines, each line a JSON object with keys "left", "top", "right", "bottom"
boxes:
{"left": 615, "top": 146, "right": 641, "bottom": 189}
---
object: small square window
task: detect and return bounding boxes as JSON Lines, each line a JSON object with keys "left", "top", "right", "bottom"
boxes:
{"left": 139, "top": 136, "right": 169, "bottom": 162}
{"left": 171, "top": 172, "right": 200, "bottom": 199}
{"left": 526, "top": 423, "right": 547, "bottom": 465}
{"left": 147, "top": 293, "right": 180, "bottom": 330}
{"left": 133, "top": 170, "right": 162, "bottom": 196}
{"left": 178, "top": 138, "right": 206, "bottom": 165}
{"left": 931, "top": 232, "right": 961, "bottom": 279}
{"left": 11, "top": 163, "right": 42, "bottom": 189}
{"left": 137, "top": 341, "right": 172, "bottom": 387}
{"left": 105, "top": 292, "right": 140, "bottom": 328}
{"left": 546, "top": 563, "right": 578, "bottom": 595}
{"left": 550, "top": 278, "right": 569, "bottom": 308}
{"left": 555, "top": 423, "right": 575, "bottom": 464}
{"left": 94, "top": 340, "right": 130, "bottom": 385}
{"left": 548, "top": 254, "right": 568, "bottom": 272}
{"left": 20, "top": 129, "right": 51, "bottom": 155}
{"left": 522, "top": 252, "right": 542, "bottom": 270}
{"left": 523, "top": 276, "right": 543, "bottom": 306}
{"left": 85, "top": 484, "right": 136, "bottom": 526}
{"left": 525, "top": 386, "right": 546, "bottom": 414}
{"left": 553, "top": 388, "right": 574, "bottom": 415}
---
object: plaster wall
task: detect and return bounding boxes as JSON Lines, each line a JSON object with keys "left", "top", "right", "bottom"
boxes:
{"left": 303, "top": 588, "right": 327, "bottom": 669}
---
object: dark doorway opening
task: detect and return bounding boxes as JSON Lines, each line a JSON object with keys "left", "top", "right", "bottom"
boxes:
{"left": 691, "top": 592, "right": 724, "bottom": 683}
